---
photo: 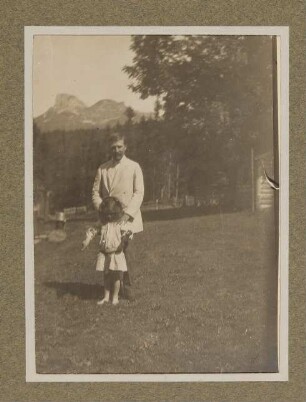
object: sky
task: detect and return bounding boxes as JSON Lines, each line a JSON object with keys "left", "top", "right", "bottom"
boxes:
{"left": 33, "top": 35, "right": 156, "bottom": 117}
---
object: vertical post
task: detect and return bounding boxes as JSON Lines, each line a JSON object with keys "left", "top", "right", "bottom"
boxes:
{"left": 272, "top": 36, "right": 279, "bottom": 231}
{"left": 175, "top": 163, "right": 180, "bottom": 205}
{"left": 45, "top": 191, "right": 50, "bottom": 220}
{"left": 168, "top": 151, "right": 172, "bottom": 200}
{"left": 270, "top": 35, "right": 280, "bottom": 371}
{"left": 251, "top": 147, "right": 255, "bottom": 212}
{"left": 152, "top": 166, "right": 156, "bottom": 201}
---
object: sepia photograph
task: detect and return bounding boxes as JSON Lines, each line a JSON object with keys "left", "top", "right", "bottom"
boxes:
{"left": 25, "top": 27, "right": 288, "bottom": 381}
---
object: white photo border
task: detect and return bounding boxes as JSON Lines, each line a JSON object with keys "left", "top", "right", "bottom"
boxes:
{"left": 24, "top": 26, "right": 289, "bottom": 382}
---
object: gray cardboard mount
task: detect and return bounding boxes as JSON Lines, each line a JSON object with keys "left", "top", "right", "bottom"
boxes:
{"left": 1, "top": 1, "right": 305, "bottom": 401}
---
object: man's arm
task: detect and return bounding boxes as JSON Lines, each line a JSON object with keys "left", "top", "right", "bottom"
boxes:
{"left": 124, "top": 163, "right": 144, "bottom": 219}
{"left": 92, "top": 167, "right": 103, "bottom": 210}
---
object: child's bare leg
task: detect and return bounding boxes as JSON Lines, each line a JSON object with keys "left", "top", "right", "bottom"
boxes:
{"left": 112, "top": 279, "right": 120, "bottom": 305}
{"left": 97, "top": 273, "right": 110, "bottom": 305}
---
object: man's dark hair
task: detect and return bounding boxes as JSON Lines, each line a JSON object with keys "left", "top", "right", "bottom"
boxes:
{"left": 108, "top": 132, "right": 126, "bottom": 145}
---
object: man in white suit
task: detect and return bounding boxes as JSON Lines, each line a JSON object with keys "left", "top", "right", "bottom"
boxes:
{"left": 92, "top": 132, "right": 144, "bottom": 298}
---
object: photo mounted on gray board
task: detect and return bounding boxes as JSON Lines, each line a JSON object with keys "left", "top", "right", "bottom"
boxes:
{"left": 30, "top": 33, "right": 280, "bottom": 376}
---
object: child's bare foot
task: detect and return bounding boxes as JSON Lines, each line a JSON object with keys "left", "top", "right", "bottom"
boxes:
{"left": 112, "top": 297, "right": 119, "bottom": 305}
{"left": 97, "top": 298, "right": 109, "bottom": 305}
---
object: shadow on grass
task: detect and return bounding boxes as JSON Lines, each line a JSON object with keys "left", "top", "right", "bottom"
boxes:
{"left": 45, "top": 281, "right": 103, "bottom": 300}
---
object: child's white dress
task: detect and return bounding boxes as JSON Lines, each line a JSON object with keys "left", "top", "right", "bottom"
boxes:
{"left": 84, "top": 222, "right": 132, "bottom": 273}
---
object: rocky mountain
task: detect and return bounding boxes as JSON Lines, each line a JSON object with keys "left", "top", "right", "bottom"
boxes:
{"left": 35, "top": 94, "right": 152, "bottom": 132}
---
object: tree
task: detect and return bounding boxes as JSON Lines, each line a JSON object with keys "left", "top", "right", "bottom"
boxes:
{"left": 124, "top": 35, "right": 273, "bottom": 204}
{"left": 125, "top": 106, "right": 136, "bottom": 124}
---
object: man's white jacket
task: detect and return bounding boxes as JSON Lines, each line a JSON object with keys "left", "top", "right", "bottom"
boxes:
{"left": 92, "top": 155, "right": 144, "bottom": 233}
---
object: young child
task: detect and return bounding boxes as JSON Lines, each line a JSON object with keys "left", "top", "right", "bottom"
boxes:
{"left": 82, "top": 197, "right": 133, "bottom": 305}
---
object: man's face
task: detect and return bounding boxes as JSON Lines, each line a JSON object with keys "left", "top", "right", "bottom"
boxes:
{"left": 110, "top": 139, "right": 127, "bottom": 162}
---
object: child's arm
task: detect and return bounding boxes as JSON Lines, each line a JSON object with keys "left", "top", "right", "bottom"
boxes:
{"left": 81, "top": 224, "right": 100, "bottom": 250}
{"left": 115, "top": 230, "right": 133, "bottom": 253}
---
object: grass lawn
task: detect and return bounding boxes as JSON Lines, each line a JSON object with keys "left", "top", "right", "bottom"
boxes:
{"left": 35, "top": 209, "right": 278, "bottom": 374}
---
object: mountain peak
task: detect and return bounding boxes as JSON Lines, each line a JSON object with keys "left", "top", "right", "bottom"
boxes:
{"left": 54, "top": 94, "right": 86, "bottom": 114}
{"left": 92, "top": 99, "right": 125, "bottom": 107}
{"left": 89, "top": 99, "right": 126, "bottom": 113}
{"left": 35, "top": 94, "right": 152, "bottom": 132}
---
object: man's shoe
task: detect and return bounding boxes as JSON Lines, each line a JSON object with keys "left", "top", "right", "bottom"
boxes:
{"left": 124, "top": 286, "right": 135, "bottom": 301}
